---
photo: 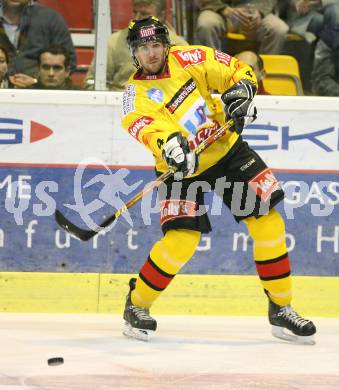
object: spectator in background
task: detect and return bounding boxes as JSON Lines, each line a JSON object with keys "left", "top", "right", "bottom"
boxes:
{"left": 196, "top": 0, "right": 288, "bottom": 53}
{"left": 278, "top": 1, "right": 339, "bottom": 44}
{"left": 0, "top": 0, "right": 76, "bottom": 88}
{"left": 84, "top": 0, "right": 188, "bottom": 91}
{"left": 0, "top": 45, "right": 11, "bottom": 87}
{"left": 236, "top": 50, "right": 270, "bottom": 94}
{"left": 277, "top": 1, "right": 339, "bottom": 95}
{"left": 34, "top": 45, "right": 80, "bottom": 90}
{"left": 312, "top": 38, "right": 339, "bottom": 96}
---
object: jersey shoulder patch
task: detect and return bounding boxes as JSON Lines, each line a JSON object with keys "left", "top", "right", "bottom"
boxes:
{"left": 214, "top": 50, "right": 231, "bottom": 66}
{"left": 172, "top": 48, "right": 206, "bottom": 69}
{"left": 127, "top": 116, "right": 154, "bottom": 141}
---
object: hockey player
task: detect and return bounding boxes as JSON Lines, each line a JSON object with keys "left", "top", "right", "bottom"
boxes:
{"left": 121, "top": 16, "right": 316, "bottom": 344}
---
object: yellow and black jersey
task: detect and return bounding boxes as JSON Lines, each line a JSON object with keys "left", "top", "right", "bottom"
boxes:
{"left": 121, "top": 44, "right": 257, "bottom": 176}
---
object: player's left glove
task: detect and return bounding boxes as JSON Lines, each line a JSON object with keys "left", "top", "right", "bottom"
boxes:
{"left": 162, "top": 132, "right": 199, "bottom": 177}
{"left": 221, "top": 80, "right": 257, "bottom": 134}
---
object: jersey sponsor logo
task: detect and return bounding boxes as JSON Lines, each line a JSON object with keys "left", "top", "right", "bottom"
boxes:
{"left": 140, "top": 27, "right": 156, "bottom": 38}
{"left": 127, "top": 116, "right": 154, "bottom": 140}
{"left": 179, "top": 97, "right": 212, "bottom": 135}
{"left": 160, "top": 199, "right": 197, "bottom": 225}
{"left": 0, "top": 117, "right": 53, "bottom": 145}
{"left": 240, "top": 158, "right": 256, "bottom": 171}
{"left": 249, "top": 168, "right": 280, "bottom": 202}
{"left": 173, "top": 48, "right": 206, "bottom": 68}
{"left": 189, "top": 121, "right": 220, "bottom": 149}
{"left": 214, "top": 50, "right": 231, "bottom": 66}
{"left": 122, "top": 84, "right": 136, "bottom": 116}
{"left": 147, "top": 88, "right": 163, "bottom": 103}
{"left": 165, "top": 78, "right": 196, "bottom": 114}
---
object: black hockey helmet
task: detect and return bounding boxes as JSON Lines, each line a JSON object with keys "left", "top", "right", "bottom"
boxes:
{"left": 127, "top": 16, "right": 170, "bottom": 52}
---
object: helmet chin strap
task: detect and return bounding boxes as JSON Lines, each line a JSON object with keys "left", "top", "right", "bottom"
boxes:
{"left": 131, "top": 54, "right": 140, "bottom": 70}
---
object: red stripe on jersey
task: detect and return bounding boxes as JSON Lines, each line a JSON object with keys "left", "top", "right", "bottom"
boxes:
{"left": 139, "top": 257, "right": 174, "bottom": 291}
{"left": 255, "top": 255, "right": 291, "bottom": 279}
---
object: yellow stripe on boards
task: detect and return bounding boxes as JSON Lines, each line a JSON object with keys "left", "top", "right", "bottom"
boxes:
{"left": 0, "top": 272, "right": 99, "bottom": 313}
{"left": 0, "top": 273, "right": 338, "bottom": 317}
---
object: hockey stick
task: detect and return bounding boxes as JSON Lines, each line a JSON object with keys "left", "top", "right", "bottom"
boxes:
{"left": 55, "top": 119, "right": 233, "bottom": 241}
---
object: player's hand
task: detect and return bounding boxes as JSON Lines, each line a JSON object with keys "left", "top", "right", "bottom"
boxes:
{"left": 162, "top": 132, "right": 199, "bottom": 177}
{"left": 221, "top": 80, "right": 257, "bottom": 134}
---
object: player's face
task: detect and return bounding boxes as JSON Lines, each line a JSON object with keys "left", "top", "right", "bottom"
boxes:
{"left": 135, "top": 40, "right": 167, "bottom": 75}
{"left": 39, "top": 52, "right": 70, "bottom": 88}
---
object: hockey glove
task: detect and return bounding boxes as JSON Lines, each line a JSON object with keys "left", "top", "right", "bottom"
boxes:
{"left": 162, "top": 132, "right": 199, "bottom": 177}
{"left": 221, "top": 79, "right": 257, "bottom": 134}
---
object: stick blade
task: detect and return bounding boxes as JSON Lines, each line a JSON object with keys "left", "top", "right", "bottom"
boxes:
{"left": 55, "top": 210, "right": 96, "bottom": 241}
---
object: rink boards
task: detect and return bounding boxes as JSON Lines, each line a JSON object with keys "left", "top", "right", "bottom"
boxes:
{"left": 0, "top": 91, "right": 338, "bottom": 314}
{"left": 0, "top": 166, "right": 338, "bottom": 276}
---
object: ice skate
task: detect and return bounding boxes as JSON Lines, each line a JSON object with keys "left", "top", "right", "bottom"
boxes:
{"left": 123, "top": 278, "right": 157, "bottom": 341}
{"left": 268, "top": 299, "right": 316, "bottom": 345}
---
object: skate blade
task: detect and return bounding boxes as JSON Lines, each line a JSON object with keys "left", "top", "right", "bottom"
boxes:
{"left": 123, "top": 322, "right": 154, "bottom": 342}
{"left": 272, "top": 325, "right": 316, "bottom": 345}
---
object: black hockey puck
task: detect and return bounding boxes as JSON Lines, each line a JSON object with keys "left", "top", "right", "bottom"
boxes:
{"left": 47, "top": 357, "right": 64, "bottom": 366}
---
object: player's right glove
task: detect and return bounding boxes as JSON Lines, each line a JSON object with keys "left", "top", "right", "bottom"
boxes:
{"left": 162, "top": 132, "right": 199, "bottom": 177}
{"left": 221, "top": 79, "right": 257, "bottom": 134}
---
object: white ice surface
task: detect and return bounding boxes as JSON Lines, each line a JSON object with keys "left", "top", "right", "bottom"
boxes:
{"left": 0, "top": 314, "right": 338, "bottom": 389}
